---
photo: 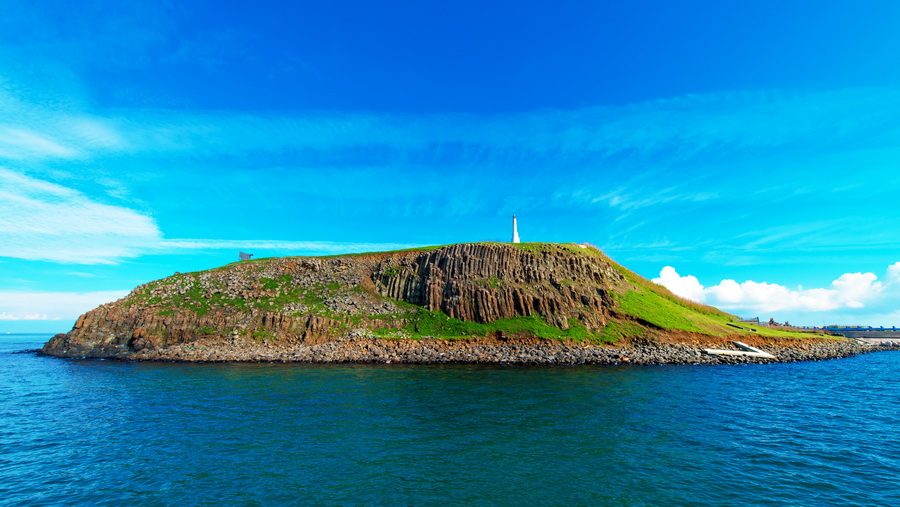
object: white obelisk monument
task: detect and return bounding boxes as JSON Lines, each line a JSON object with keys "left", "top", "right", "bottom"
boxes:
{"left": 511, "top": 214, "right": 521, "bottom": 243}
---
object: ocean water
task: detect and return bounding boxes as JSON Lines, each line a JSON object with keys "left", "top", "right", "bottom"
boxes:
{"left": 2, "top": 334, "right": 899, "bottom": 506}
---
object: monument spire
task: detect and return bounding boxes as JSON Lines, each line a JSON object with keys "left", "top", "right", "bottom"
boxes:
{"left": 511, "top": 214, "right": 521, "bottom": 243}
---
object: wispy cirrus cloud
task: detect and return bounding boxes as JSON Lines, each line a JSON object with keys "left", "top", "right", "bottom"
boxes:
{"left": 5, "top": 84, "right": 900, "bottom": 168}
{"left": 0, "top": 167, "right": 161, "bottom": 264}
{"left": 6, "top": 85, "right": 900, "bottom": 265}
{"left": 0, "top": 168, "right": 422, "bottom": 264}
{"left": 0, "top": 127, "right": 76, "bottom": 159}
{"left": 569, "top": 186, "right": 719, "bottom": 212}
{"left": 0, "top": 88, "right": 125, "bottom": 160}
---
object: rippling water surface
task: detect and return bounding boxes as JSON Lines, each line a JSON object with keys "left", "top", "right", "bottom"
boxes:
{"left": 2, "top": 334, "right": 899, "bottom": 505}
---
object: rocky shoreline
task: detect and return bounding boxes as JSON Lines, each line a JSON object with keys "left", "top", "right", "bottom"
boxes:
{"left": 40, "top": 335, "right": 896, "bottom": 366}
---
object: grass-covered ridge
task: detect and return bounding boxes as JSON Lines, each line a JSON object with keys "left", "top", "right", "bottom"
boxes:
{"left": 564, "top": 245, "right": 818, "bottom": 339}
{"left": 123, "top": 241, "right": 824, "bottom": 343}
{"left": 125, "top": 271, "right": 351, "bottom": 319}
{"left": 499, "top": 242, "right": 820, "bottom": 339}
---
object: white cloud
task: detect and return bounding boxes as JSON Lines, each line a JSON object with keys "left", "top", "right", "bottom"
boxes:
{"left": 0, "top": 167, "right": 424, "bottom": 264}
{"left": 654, "top": 266, "right": 886, "bottom": 313}
{"left": 652, "top": 266, "right": 705, "bottom": 302}
{"left": 887, "top": 262, "right": 900, "bottom": 283}
{"left": 0, "top": 167, "right": 162, "bottom": 264}
{"left": 0, "top": 290, "right": 128, "bottom": 321}
{"left": 831, "top": 272, "right": 882, "bottom": 308}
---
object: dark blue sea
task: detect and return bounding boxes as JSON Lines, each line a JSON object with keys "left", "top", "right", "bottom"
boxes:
{"left": 2, "top": 334, "right": 899, "bottom": 506}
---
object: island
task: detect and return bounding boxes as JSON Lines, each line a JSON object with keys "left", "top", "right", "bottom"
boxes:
{"left": 42, "top": 243, "right": 880, "bottom": 364}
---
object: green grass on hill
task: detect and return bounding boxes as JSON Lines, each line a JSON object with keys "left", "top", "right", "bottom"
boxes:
{"left": 134, "top": 241, "right": 824, "bottom": 342}
{"left": 372, "top": 306, "right": 612, "bottom": 344}
{"left": 611, "top": 276, "right": 820, "bottom": 339}
{"left": 612, "top": 281, "right": 820, "bottom": 339}
{"left": 503, "top": 242, "right": 823, "bottom": 340}
{"left": 126, "top": 272, "right": 346, "bottom": 318}
{"left": 600, "top": 321, "right": 646, "bottom": 343}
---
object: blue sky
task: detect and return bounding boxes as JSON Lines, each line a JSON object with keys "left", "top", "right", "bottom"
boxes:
{"left": 3, "top": 0, "right": 900, "bottom": 332}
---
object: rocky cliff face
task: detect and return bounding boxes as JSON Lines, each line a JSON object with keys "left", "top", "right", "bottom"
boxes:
{"left": 373, "top": 243, "right": 621, "bottom": 329}
{"left": 41, "top": 243, "right": 710, "bottom": 359}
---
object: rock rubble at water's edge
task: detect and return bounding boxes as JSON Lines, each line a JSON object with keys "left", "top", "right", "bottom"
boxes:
{"left": 42, "top": 334, "right": 892, "bottom": 365}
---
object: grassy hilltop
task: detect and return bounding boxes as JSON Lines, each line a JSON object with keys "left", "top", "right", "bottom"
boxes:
{"left": 124, "top": 242, "right": 817, "bottom": 345}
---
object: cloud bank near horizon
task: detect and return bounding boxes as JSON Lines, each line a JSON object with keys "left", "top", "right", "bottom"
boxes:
{"left": 653, "top": 265, "right": 895, "bottom": 316}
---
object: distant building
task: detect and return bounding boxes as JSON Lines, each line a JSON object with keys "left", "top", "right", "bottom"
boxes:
{"left": 511, "top": 215, "right": 521, "bottom": 243}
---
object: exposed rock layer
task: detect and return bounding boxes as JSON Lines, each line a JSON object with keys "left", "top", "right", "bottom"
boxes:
{"left": 44, "top": 243, "right": 628, "bottom": 359}
{"left": 373, "top": 243, "right": 620, "bottom": 329}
